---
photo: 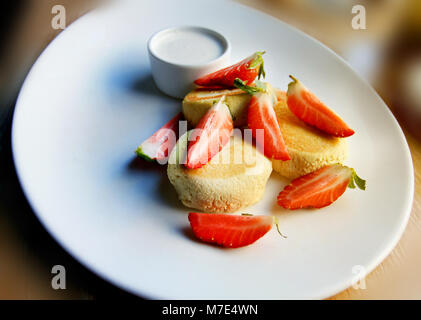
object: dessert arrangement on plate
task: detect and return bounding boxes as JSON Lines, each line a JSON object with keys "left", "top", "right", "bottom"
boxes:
{"left": 135, "top": 50, "right": 366, "bottom": 249}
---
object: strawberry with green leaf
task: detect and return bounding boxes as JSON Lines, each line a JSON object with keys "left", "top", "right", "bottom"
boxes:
{"left": 194, "top": 51, "right": 266, "bottom": 88}
{"left": 136, "top": 112, "right": 183, "bottom": 162}
{"left": 277, "top": 164, "right": 366, "bottom": 210}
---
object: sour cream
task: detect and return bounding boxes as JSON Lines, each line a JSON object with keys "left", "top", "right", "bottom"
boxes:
{"left": 148, "top": 26, "right": 231, "bottom": 98}
{"left": 150, "top": 27, "right": 228, "bottom": 65}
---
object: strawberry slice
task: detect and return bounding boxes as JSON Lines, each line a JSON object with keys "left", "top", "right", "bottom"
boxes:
{"left": 277, "top": 164, "right": 366, "bottom": 210}
{"left": 188, "top": 212, "right": 283, "bottom": 248}
{"left": 194, "top": 51, "right": 265, "bottom": 88}
{"left": 287, "top": 76, "right": 355, "bottom": 137}
{"left": 185, "top": 97, "right": 233, "bottom": 169}
{"left": 246, "top": 88, "right": 290, "bottom": 161}
{"left": 136, "top": 112, "right": 182, "bottom": 162}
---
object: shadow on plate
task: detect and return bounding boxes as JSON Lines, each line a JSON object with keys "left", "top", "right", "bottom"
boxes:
{"left": 158, "top": 174, "right": 185, "bottom": 211}
{"left": 131, "top": 73, "right": 181, "bottom": 101}
{"left": 127, "top": 156, "right": 186, "bottom": 212}
{"left": 130, "top": 73, "right": 161, "bottom": 97}
{"left": 103, "top": 58, "right": 179, "bottom": 102}
{"left": 127, "top": 156, "right": 166, "bottom": 173}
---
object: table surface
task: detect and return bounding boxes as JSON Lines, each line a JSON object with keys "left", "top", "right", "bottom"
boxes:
{"left": 0, "top": 0, "right": 419, "bottom": 299}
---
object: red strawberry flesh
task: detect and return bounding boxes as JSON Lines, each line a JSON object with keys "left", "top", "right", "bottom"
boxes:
{"left": 277, "top": 164, "right": 365, "bottom": 210}
{"left": 185, "top": 97, "right": 233, "bottom": 169}
{"left": 287, "top": 76, "right": 354, "bottom": 137}
{"left": 188, "top": 212, "right": 274, "bottom": 248}
{"left": 248, "top": 92, "right": 290, "bottom": 160}
{"left": 194, "top": 52, "right": 265, "bottom": 88}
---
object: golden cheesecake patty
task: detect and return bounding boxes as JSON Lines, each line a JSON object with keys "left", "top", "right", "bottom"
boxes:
{"left": 167, "top": 131, "right": 272, "bottom": 213}
{"left": 272, "top": 97, "right": 348, "bottom": 179}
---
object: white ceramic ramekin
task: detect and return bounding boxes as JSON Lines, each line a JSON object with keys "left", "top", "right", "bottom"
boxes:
{"left": 147, "top": 26, "right": 231, "bottom": 99}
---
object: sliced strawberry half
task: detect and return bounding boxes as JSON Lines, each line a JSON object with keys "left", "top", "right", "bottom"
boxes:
{"left": 247, "top": 90, "right": 290, "bottom": 160}
{"left": 188, "top": 212, "right": 283, "bottom": 248}
{"left": 287, "top": 76, "right": 355, "bottom": 137}
{"left": 277, "top": 164, "right": 366, "bottom": 210}
{"left": 136, "top": 112, "right": 183, "bottom": 162}
{"left": 194, "top": 51, "right": 265, "bottom": 88}
{"left": 185, "top": 97, "right": 233, "bottom": 169}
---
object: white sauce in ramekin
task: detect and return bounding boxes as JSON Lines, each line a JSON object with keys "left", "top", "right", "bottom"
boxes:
{"left": 147, "top": 26, "right": 230, "bottom": 98}
{"left": 149, "top": 27, "right": 228, "bottom": 65}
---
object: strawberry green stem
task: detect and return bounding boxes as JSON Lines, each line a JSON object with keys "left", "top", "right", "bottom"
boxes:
{"left": 249, "top": 51, "right": 266, "bottom": 79}
{"left": 274, "top": 217, "right": 287, "bottom": 239}
{"left": 234, "top": 78, "right": 265, "bottom": 95}
{"left": 349, "top": 168, "right": 366, "bottom": 190}
{"left": 345, "top": 165, "right": 366, "bottom": 190}
{"left": 258, "top": 61, "right": 266, "bottom": 80}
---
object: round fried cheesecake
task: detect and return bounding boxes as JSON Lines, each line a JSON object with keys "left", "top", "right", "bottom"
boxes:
{"left": 167, "top": 131, "right": 272, "bottom": 213}
{"left": 272, "top": 93, "right": 348, "bottom": 179}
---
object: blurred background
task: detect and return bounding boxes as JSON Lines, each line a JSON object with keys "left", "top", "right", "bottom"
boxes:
{"left": 0, "top": 0, "right": 420, "bottom": 299}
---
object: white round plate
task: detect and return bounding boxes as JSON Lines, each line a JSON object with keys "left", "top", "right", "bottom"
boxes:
{"left": 12, "top": 0, "right": 414, "bottom": 299}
